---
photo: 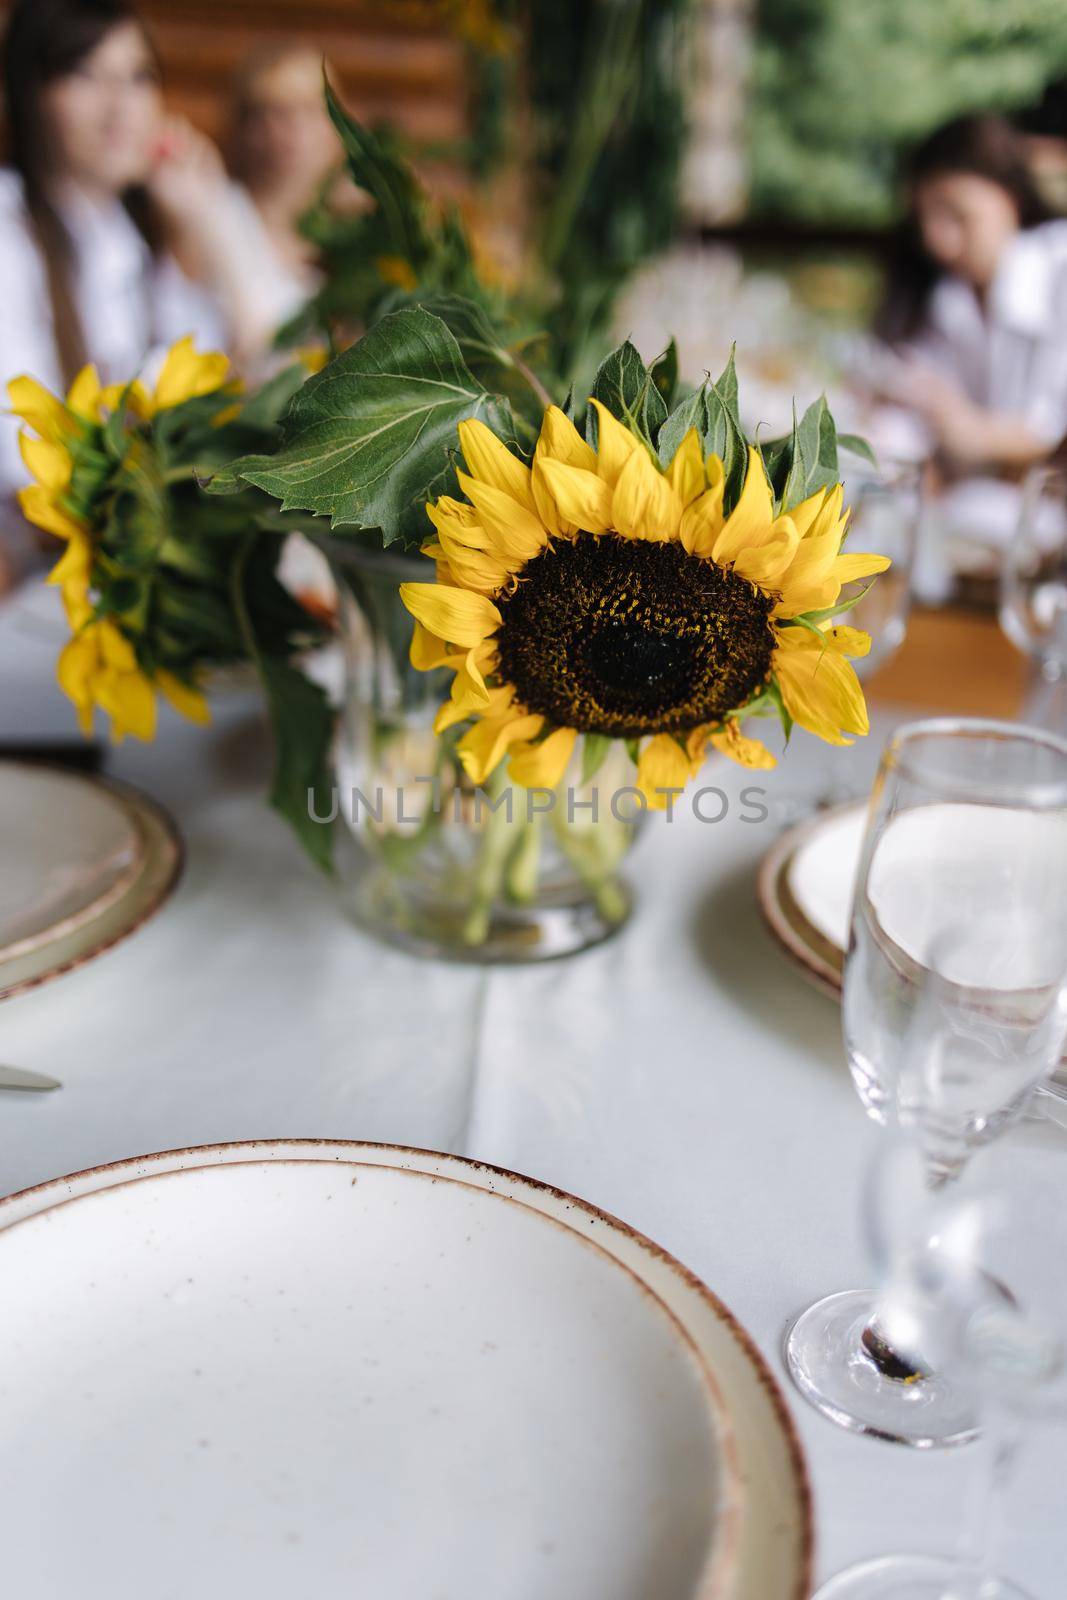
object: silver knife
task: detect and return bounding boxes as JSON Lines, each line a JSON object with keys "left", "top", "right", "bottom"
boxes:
{"left": 0, "top": 1066, "right": 61, "bottom": 1092}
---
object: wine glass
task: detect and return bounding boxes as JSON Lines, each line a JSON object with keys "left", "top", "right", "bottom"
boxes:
{"left": 1000, "top": 466, "right": 1067, "bottom": 733}
{"left": 815, "top": 1135, "right": 1067, "bottom": 1599}
{"left": 785, "top": 719, "right": 1067, "bottom": 1448}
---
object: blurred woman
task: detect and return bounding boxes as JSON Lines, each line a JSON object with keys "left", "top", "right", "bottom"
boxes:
{"left": 876, "top": 114, "right": 1067, "bottom": 474}
{"left": 0, "top": 0, "right": 297, "bottom": 584}
{"left": 228, "top": 44, "right": 343, "bottom": 319}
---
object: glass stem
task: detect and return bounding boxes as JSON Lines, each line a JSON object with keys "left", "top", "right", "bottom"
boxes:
{"left": 952, "top": 1411, "right": 1021, "bottom": 1598}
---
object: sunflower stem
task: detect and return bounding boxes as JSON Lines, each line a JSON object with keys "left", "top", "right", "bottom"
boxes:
{"left": 461, "top": 768, "right": 515, "bottom": 946}
{"left": 504, "top": 809, "right": 542, "bottom": 904}
{"left": 550, "top": 801, "right": 631, "bottom": 925}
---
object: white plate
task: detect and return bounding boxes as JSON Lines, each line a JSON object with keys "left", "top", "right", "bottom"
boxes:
{"left": 0, "top": 762, "right": 144, "bottom": 960}
{"left": 757, "top": 802, "right": 865, "bottom": 997}
{"left": 0, "top": 1141, "right": 812, "bottom": 1600}
{"left": 0, "top": 775, "right": 182, "bottom": 1002}
{"left": 786, "top": 803, "right": 867, "bottom": 952}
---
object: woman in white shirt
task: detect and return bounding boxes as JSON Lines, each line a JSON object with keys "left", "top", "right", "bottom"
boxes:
{"left": 876, "top": 114, "right": 1067, "bottom": 473}
{"left": 0, "top": 0, "right": 297, "bottom": 585}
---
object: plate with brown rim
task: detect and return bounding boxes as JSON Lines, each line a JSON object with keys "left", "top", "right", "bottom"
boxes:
{"left": 0, "top": 1140, "right": 812, "bottom": 1600}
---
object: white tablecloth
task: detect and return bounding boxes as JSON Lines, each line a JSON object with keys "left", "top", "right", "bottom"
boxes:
{"left": 1, "top": 584, "right": 1064, "bottom": 1595}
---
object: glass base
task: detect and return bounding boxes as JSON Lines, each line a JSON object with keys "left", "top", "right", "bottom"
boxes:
{"left": 816, "top": 1554, "right": 1034, "bottom": 1599}
{"left": 341, "top": 856, "right": 633, "bottom": 964}
{"left": 784, "top": 1290, "right": 979, "bottom": 1448}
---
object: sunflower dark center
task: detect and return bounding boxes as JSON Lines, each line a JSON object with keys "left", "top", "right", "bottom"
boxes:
{"left": 494, "top": 535, "right": 775, "bottom": 739}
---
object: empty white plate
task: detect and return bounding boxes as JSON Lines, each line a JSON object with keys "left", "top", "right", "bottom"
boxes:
{"left": 0, "top": 1149, "right": 746, "bottom": 1600}
{"left": 786, "top": 802, "right": 867, "bottom": 952}
{"left": 0, "top": 761, "right": 144, "bottom": 961}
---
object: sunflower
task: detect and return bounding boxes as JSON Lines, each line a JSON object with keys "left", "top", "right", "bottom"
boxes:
{"left": 9, "top": 337, "right": 230, "bottom": 742}
{"left": 399, "top": 404, "right": 890, "bottom": 807}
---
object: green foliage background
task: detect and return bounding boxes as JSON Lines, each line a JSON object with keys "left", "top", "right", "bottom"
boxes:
{"left": 750, "top": 0, "right": 1067, "bottom": 224}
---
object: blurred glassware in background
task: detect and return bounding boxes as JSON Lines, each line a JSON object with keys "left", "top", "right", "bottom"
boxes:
{"left": 1000, "top": 466, "right": 1067, "bottom": 733}
{"left": 786, "top": 719, "right": 1067, "bottom": 1448}
{"left": 775, "top": 462, "right": 920, "bottom": 819}
{"left": 839, "top": 461, "right": 921, "bottom": 682}
{"left": 815, "top": 1135, "right": 1067, "bottom": 1600}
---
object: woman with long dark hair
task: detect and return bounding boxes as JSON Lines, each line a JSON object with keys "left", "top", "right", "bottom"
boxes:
{"left": 0, "top": 0, "right": 287, "bottom": 583}
{"left": 876, "top": 114, "right": 1067, "bottom": 473}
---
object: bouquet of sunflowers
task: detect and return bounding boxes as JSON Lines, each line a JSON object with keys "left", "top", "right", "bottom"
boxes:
{"left": 12, "top": 89, "right": 887, "bottom": 955}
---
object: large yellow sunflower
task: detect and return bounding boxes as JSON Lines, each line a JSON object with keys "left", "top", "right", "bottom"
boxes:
{"left": 400, "top": 404, "right": 889, "bottom": 807}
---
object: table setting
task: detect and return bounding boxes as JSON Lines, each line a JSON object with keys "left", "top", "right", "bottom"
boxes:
{"left": 3, "top": 91, "right": 1067, "bottom": 1600}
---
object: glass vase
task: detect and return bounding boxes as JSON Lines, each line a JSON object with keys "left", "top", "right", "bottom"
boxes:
{"left": 323, "top": 540, "right": 638, "bottom": 962}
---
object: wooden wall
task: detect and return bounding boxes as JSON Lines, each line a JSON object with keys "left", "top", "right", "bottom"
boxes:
{"left": 0, "top": 1, "right": 473, "bottom": 147}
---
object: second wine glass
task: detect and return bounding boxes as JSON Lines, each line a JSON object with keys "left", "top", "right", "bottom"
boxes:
{"left": 785, "top": 718, "right": 1067, "bottom": 1447}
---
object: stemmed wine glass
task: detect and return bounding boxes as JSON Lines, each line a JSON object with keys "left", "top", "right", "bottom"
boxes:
{"left": 1000, "top": 466, "right": 1067, "bottom": 733}
{"left": 816, "top": 1134, "right": 1067, "bottom": 1598}
{"left": 785, "top": 718, "right": 1067, "bottom": 1448}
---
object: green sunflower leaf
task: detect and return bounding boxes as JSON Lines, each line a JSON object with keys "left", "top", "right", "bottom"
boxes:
{"left": 650, "top": 339, "right": 679, "bottom": 408}
{"left": 258, "top": 657, "right": 337, "bottom": 874}
{"left": 210, "top": 307, "right": 514, "bottom": 547}
{"left": 838, "top": 431, "right": 878, "bottom": 467}
{"left": 659, "top": 349, "right": 746, "bottom": 507}
{"left": 587, "top": 341, "right": 668, "bottom": 446}
{"left": 324, "top": 79, "right": 429, "bottom": 267}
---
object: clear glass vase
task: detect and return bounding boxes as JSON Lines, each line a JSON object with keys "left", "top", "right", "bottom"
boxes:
{"left": 324, "top": 540, "right": 638, "bottom": 962}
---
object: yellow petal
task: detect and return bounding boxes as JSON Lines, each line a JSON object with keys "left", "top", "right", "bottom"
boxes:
{"left": 774, "top": 524, "right": 848, "bottom": 616}
{"left": 831, "top": 551, "right": 892, "bottom": 586}
{"left": 434, "top": 678, "right": 513, "bottom": 735}
{"left": 535, "top": 457, "right": 614, "bottom": 534}
{"left": 507, "top": 726, "right": 577, "bottom": 790}
{"left": 399, "top": 583, "right": 501, "bottom": 648}
{"left": 611, "top": 445, "right": 682, "bottom": 542}
{"left": 774, "top": 628, "right": 869, "bottom": 744}
{"left": 434, "top": 537, "right": 511, "bottom": 594}
{"left": 95, "top": 666, "right": 157, "bottom": 743}
{"left": 679, "top": 461, "right": 726, "bottom": 557}
{"left": 19, "top": 432, "right": 72, "bottom": 492}
{"left": 98, "top": 619, "right": 138, "bottom": 673}
{"left": 101, "top": 379, "right": 153, "bottom": 419}
{"left": 733, "top": 517, "right": 801, "bottom": 588}
{"left": 8, "top": 375, "right": 69, "bottom": 442}
{"left": 18, "top": 484, "right": 84, "bottom": 541}
{"left": 410, "top": 619, "right": 452, "bottom": 670}
{"left": 533, "top": 407, "right": 598, "bottom": 535}
{"left": 636, "top": 734, "right": 700, "bottom": 808}
{"left": 589, "top": 400, "right": 642, "bottom": 487}
{"left": 153, "top": 336, "right": 230, "bottom": 410}
{"left": 457, "top": 710, "right": 544, "bottom": 784}
{"left": 427, "top": 497, "right": 493, "bottom": 547}
{"left": 457, "top": 471, "right": 548, "bottom": 564}
{"left": 451, "top": 644, "right": 495, "bottom": 713}
{"left": 536, "top": 405, "right": 597, "bottom": 472}
{"left": 56, "top": 632, "right": 99, "bottom": 716}
{"left": 665, "top": 427, "right": 706, "bottom": 508}
{"left": 457, "top": 418, "right": 537, "bottom": 513}
{"left": 823, "top": 624, "right": 872, "bottom": 658}
{"left": 710, "top": 720, "right": 777, "bottom": 770}
{"left": 61, "top": 578, "right": 93, "bottom": 632}
{"left": 66, "top": 364, "right": 102, "bottom": 420}
{"left": 46, "top": 530, "right": 93, "bottom": 588}
{"left": 711, "top": 448, "right": 774, "bottom": 565}
{"left": 157, "top": 670, "right": 211, "bottom": 725}
{"left": 788, "top": 486, "right": 831, "bottom": 539}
